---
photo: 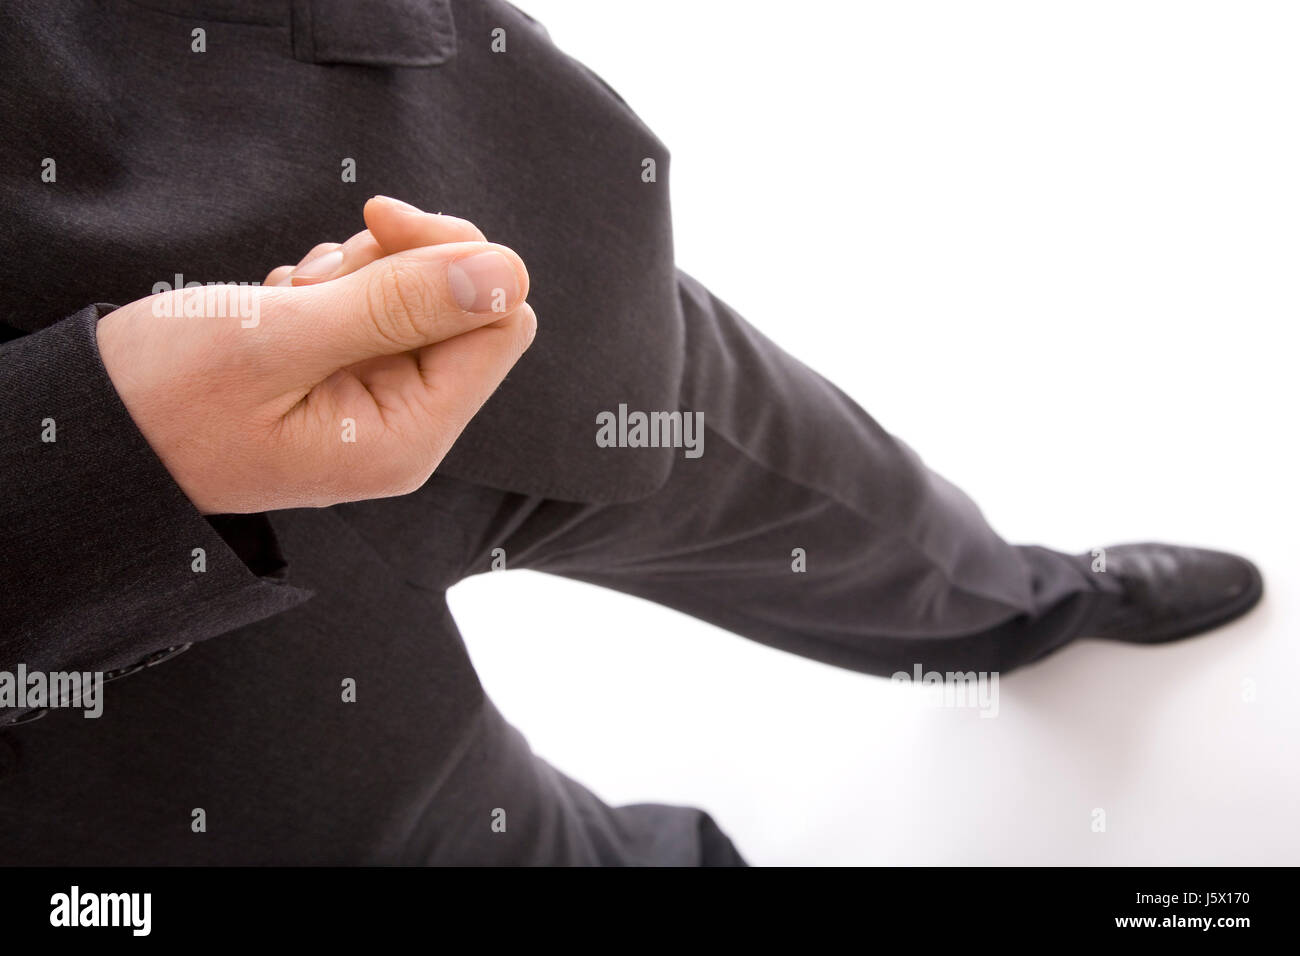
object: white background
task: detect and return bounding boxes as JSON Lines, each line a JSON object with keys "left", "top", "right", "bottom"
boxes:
{"left": 449, "top": 0, "right": 1300, "bottom": 864}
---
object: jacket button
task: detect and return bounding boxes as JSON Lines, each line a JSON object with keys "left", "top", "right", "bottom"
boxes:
{"left": 4, "top": 707, "right": 48, "bottom": 727}
{"left": 102, "top": 643, "right": 193, "bottom": 683}
{"left": 143, "top": 643, "right": 193, "bottom": 667}
{"left": 103, "top": 662, "right": 145, "bottom": 683}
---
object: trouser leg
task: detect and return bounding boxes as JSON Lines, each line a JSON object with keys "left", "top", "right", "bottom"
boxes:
{"left": 493, "top": 272, "right": 1122, "bottom": 676}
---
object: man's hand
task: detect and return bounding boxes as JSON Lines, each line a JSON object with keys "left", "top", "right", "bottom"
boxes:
{"left": 96, "top": 198, "right": 536, "bottom": 515}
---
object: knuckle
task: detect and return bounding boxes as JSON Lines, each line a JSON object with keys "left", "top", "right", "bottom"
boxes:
{"left": 396, "top": 468, "right": 434, "bottom": 498}
{"left": 365, "top": 259, "right": 433, "bottom": 350}
{"left": 301, "top": 242, "right": 341, "bottom": 264}
{"left": 372, "top": 461, "right": 410, "bottom": 497}
{"left": 373, "top": 449, "right": 430, "bottom": 499}
{"left": 346, "top": 232, "right": 383, "bottom": 260}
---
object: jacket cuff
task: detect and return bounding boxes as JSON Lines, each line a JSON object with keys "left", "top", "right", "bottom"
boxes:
{"left": 1, "top": 305, "right": 312, "bottom": 724}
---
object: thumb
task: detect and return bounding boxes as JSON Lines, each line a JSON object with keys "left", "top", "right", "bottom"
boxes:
{"left": 279, "top": 240, "right": 530, "bottom": 382}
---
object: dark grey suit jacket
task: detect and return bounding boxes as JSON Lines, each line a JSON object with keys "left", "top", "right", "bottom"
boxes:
{"left": 1, "top": 0, "right": 680, "bottom": 702}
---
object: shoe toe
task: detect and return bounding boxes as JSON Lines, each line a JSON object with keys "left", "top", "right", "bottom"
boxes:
{"left": 1089, "top": 543, "right": 1263, "bottom": 644}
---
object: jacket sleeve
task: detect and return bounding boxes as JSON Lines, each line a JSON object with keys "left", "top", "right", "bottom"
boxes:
{"left": 0, "top": 303, "right": 313, "bottom": 725}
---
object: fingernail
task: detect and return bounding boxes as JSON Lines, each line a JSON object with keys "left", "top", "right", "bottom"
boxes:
{"left": 448, "top": 251, "right": 519, "bottom": 312}
{"left": 374, "top": 195, "right": 422, "bottom": 214}
{"left": 291, "top": 248, "right": 344, "bottom": 281}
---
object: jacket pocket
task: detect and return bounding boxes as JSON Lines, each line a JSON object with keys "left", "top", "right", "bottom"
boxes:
{"left": 289, "top": 0, "right": 458, "bottom": 67}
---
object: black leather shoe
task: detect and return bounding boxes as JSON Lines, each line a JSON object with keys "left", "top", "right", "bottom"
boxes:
{"left": 1083, "top": 543, "right": 1264, "bottom": 644}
